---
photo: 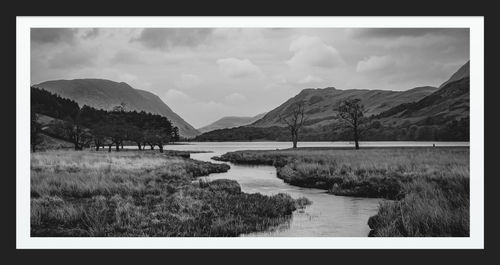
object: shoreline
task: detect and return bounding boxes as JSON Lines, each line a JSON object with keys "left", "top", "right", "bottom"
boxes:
{"left": 214, "top": 146, "right": 470, "bottom": 237}
{"left": 30, "top": 150, "right": 309, "bottom": 237}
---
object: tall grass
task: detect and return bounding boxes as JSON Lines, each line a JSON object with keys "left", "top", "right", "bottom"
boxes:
{"left": 216, "top": 147, "right": 469, "bottom": 236}
{"left": 31, "top": 150, "right": 306, "bottom": 236}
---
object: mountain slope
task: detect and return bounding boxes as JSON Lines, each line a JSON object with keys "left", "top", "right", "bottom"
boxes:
{"left": 439, "top": 61, "right": 469, "bottom": 88}
{"left": 32, "top": 79, "right": 199, "bottom": 138}
{"left": 196, "top": 61, "right": 469, "bottom": 142}
{"left": 198, "top": 112, "right": 266, "bottom": 133}
{"left": 252, "top": 86, "right": 437, "bottom": 128}
{"left": 378, "top": 66, "right": 469, "bottom": 127}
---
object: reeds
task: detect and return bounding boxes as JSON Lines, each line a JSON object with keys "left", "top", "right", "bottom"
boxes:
{"left": 31, "top": 150, "right": 304, "bottom": 237}
{"left": 217, "top": 147, "right": 469, "bottom": 236}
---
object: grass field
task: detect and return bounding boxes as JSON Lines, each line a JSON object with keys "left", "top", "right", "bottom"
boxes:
{"left": 215, "top": 147, "right": 469, "bottom": 237}
{"left": 31, "top": 150, "right": 308, "bottom": 236}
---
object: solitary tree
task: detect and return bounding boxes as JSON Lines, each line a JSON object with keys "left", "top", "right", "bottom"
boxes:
{"left": 279, "top": 101, "right": 307, "bottom": 149}
{"left": 337, "top": 98, "right": 366, "bottom": 150}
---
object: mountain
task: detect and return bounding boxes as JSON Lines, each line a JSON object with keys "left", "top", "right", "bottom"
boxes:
{"left": 198, "top": 112, "right": 267, "bottom": 133}
{"left": 377, "top": 62, "right": 469, "bottom": 127}
{"left": 32, "top": 79, "right": 200, "bottom": 138}
{"left": 251, "top": 86, "right": 438, "bottom": 129}
{"left": 439, "top": 61, "right": 469, "bottom": 88}
{"left": 196, "top": 61, "right": 469, "bottom": 142}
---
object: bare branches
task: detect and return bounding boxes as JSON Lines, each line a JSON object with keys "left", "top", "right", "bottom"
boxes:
{"left": 336, "top": 98, "right": 365, "bottom": 149}
{"left": 279, "top": 100, "right": 308, "bottom": 148}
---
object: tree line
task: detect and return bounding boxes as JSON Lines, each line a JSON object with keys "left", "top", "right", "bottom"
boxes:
{"left": 195, "top": 98, "right": 469, "bottom": 150}
{"left": 31, "top": 87, "right": 179, "bottom": 152}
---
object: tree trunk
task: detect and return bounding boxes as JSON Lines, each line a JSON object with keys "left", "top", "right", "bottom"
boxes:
{"left": 158, "top": 144, "right": 164, "bottom": 153}
{"left": 116, "top": 142, "right": 120, "bottom": 151}
{"left": 108, "top": 145, "right": 112, "bottom": 152}
{"left": 150, "top": 144, "right": 154, "bottom": 150}
{"left": 137, "top": 143, "right": 142, "bottom": 150}
{"left": 121, "top": 141, "right": 124, "bottom": 149}
{"left": 354, "top": 125, "right": 359, "bottom": 150}
{"left": 95, "top": 145, "right": 100, "bottom": 151}
{"left": 292, "top": 131, "right": 298, "bottom": 149}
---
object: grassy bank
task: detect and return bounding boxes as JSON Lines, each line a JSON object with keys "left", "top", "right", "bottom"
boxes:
{"left": 31, "top": 150, "right": 308, "bottom": 236}
{"left": 215, "top": 147, "right": 469, "bottom": 237}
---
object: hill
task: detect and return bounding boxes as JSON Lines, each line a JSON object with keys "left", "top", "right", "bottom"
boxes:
{"left": 198, "top": 112, "right": 267, "bottom": 133}
{"left": 196, "top": 61, "right": 469, "bottom": 142}
{"left": 251, "top": 86, "right": 437, "bottom": 129}
{"left": 377, "top": 77, "right": 469, "bottom": 128}
{"left": 439, "top": 60, "right": 469, "bottom": 88}
{"left": 32, "top": 79, "right": 199, "bottom": 138}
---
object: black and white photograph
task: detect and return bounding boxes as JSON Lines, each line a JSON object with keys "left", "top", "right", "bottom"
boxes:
{"left": 16, "top": 16, "right": 484, "bottom": 249}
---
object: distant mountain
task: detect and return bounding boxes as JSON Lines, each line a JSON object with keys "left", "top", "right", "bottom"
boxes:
{"left": 439, "top": 61, "right": 469, "bottom": 88}
{"left": 198, "top": 112, "right": 267, "bottom": 133}
{"left": 32, "top": 79, "right": 200, "bottom": 138}
{"left": 251, "top": 86, "right": 437, "bottom": 129}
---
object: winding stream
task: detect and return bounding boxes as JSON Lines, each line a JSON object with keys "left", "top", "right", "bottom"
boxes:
{"left": 169, "top": 141, "right": 469, "bottom": 237}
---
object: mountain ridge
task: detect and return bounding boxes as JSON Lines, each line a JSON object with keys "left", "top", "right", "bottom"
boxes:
{"left": 198, "top": 112, "right": 267, "bottom": 133}
{"left": 439, "top": 61, "right": 469, "bottom": 88}
{"left": 251, "top": 85, "right": 438, "bottom": 128}
{"left": 32, "top": 78, "right": 200, "bottom": 138}
{"left": 196, "top": 60, "right": 469, "bottom": 142}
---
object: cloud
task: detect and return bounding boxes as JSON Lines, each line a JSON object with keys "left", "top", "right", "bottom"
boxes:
{"left": 216, "top": 58, "right": 262, "bottom": 78}
{"left": 48, "top": 48, "right": 95, "bottom": 69}
{"left": 31, "top": 28, "right": 77, "bottom": 45}
{"left": 349, "top": 28, "right": 470, "bottom": 50}
{"left": 164, "top": 89, "right": 192, "bottom": 103}
{"left": 287, "top": 36, "right": 344, "bottom": 68}
{"left": 131, "top": 28, "right": 213, "bottom": 50}
{"left": 118, "top": 73, "right": 138, "bottom": 83}
{"left": 176, "top": 74, "right": 202, "bottom": 88}
{"left": 110, "top": 50, "right": 144, "bottom": 65}
{"left": 225, "top": 92, "right": 246, "bottom": 103}
{"left": 356, "top": 55, "right": 395, "bottom": 73}
{"left": 298, "top": 75, "right": 323, "bottom": 84}
{"left": 351, "top": 28, "right": 467, "bottom": 39}
{"left": 82, "top": 28, "right": 100, "bottom": 39}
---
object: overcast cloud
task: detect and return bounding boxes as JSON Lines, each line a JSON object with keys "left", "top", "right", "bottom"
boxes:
{"left": 31, "top": 28, "right": 469, "bottom": 128}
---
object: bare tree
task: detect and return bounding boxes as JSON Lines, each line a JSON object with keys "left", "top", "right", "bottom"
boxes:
{"left": 279, "top": 101, "right": 307, "bottom": 149}
{"left": 337, "top": 98, "right": 366, "bottom": 150}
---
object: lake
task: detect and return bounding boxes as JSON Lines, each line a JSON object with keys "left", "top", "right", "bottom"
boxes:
{"left": 166, "top": 141, "right": 469, "bottom": 237}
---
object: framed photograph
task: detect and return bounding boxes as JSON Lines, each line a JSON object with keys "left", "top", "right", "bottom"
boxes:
{"left": 16, "top": 16, "right": 484, "bottom": 249}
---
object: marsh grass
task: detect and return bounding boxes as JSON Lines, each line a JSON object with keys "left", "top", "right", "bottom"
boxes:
{"left": 31, "top": 150, "right": 303, "bottom": 237}
{"left": 216, "top": 147, "right": 469, "bottom": 237}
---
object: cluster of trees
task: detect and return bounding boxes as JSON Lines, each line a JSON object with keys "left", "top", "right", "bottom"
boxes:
{"left": 31, "top": 87, "right": 179, "bottom": 152}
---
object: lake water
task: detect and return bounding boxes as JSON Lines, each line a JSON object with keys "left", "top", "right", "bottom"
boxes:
{"left": 165, "top": 141, "right": 469, "bottom": 237}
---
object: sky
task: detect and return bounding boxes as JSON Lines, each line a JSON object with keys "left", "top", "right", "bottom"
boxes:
{"left": 31, "top": 28, "right": 469, "bottom": 128}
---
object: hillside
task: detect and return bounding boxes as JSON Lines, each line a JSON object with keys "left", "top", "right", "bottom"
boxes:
{"left": 377, "top": 77, "right": 469, "bottom": 127}
{"left": 252, "top": 86, "right": 437, "bottom": 128}
{"left": 196, "top": 61, "right": 469, "bottom": 142}
{"left": 439, "top": 60, "right": 469, "bottom": 88}
{"left": 32, "top": 79, "right": 199, "bottom": 138}
{"left": 198, "top": 112, "right": 266, "bottom": 133}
